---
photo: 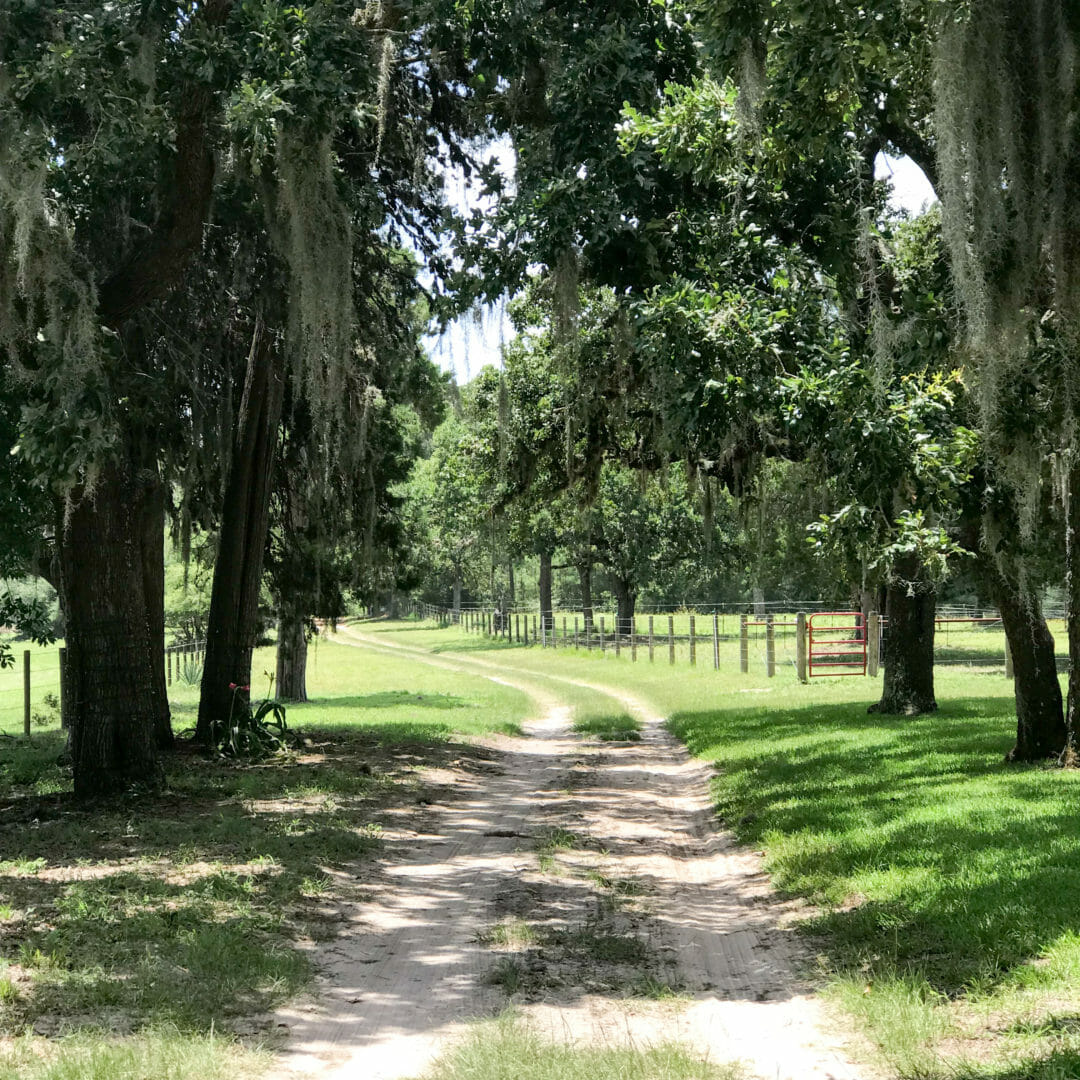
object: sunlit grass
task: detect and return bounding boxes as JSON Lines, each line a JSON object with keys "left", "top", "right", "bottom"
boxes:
{"left": 367, "top": 618, "right": 1080, "bottom": 1078}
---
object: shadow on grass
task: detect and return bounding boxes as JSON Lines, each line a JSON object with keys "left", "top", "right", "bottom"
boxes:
{"left": 304, "top": 691, "right": 470, "bottom": 711}
{"left": 668, "top": 695, "right": 1080, "bottom": 997}
{"left": 0, "top": 719, "right": 503, "bottom": 1040}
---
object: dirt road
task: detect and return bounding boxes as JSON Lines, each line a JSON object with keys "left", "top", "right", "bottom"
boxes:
{"left": 269, "top": 627, "right": 868, "bottom": 1080}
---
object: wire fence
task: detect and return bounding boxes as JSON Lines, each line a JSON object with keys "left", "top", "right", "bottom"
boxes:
{"left": 404, "top": 601, "right": 1040, "bottom": 681}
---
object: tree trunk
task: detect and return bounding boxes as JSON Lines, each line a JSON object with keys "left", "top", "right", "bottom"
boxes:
{"left": 539, "top": 549, "right": 554, "bottom": 631}
{"left": 452, "top": 570, "right": 462, "bottom": 623}
{"left": 612, "top": 577, "right": 636, "bottom": 637}
{"left": 139, "top": 476, "right": 172, "bottom": 749}
{"left": 1065, "top": 461, "right": 1080, "bottom": 763}
{"left": 993, "top": 570, "right": 1065, "bottom": 760}
{"left": 869, "top": 555, "right": 937, "bottom": 715}
{"left": 508, "top": 559, "right": 516, "bottom": 604}
{"left": 276, "top": 607, "right": 308, "bottom": 702}
{"left": 60, "top": 461, "right": 162, "bottom": 797}
{"left": 197, "top": 324, "right": 285, "bottom": 742}
{"left": 578, "top": 561, "right": 594, "bottom": 635}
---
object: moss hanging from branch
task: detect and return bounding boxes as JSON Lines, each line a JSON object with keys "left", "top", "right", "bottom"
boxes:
{"left": 274, "top": 126, "right": 355, "bottom": 455}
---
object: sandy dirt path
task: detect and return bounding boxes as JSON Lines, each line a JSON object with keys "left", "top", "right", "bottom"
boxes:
{"left": 269, "top": 626, "right": 870, "bottom": 1080}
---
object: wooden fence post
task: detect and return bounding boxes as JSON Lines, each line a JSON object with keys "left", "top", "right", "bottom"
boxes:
{"left": 739, "top": 614, "right": 749, "bottom": 674}
{"left": 631, "top": 625, "right": 637, "bottom": 661}
{"left": 766, "top": 614, "right": 776, "bottom": 677}
{"left": 532, "top": 615, "right": 538, "bottom": 643}
{"left": 167, "top": 647, "right": 172, "bottom": 687}
{"left": 648, "top": 615, "right": 655, "bottom": 662}
{"left": 668, "top": 615, "right": 675, "bottom": 665}
{"left": 600, "top": 616, "right": 606, "bottom": 652}
{"left": 615, "top": 621, "right": 620, "bottom": 657}
{"left": 59, "top": 646, "right": 69, "bottom": 730}
{"left": 796, "top": 612, "right": 808, "bottom": 683}
{"left": 712, "top": 613, "right": 720, "bottom": 670}
{"left": 867, "top": 612, "right": 880, "bottom": 678}
{"left": 689, "top": 615, "right": 696, "bottom": 666}
{"left": 23, "top": 649, "right": 30, "bottom": 736}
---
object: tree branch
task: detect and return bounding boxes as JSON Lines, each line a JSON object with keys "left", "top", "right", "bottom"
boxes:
{"left": 97, "top": 0, "right": 235, "bottom": 329}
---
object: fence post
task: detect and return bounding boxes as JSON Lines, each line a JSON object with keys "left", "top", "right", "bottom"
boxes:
{"left": 23, "top": 649, "right": 30, "bottom": 737}
{"left": 739, "top": 614, "right": 749, "bottom": 674}
{"left": 796, "top": 612, "right": 808, "bottom": 683}
{"left": 562, "top": 617, "right": 567, "bottom": 645}
{"left": 600, "top": 616, "right": 606, "bottom": 652}
{"left": 59, "top": 646, "right": 69, "bottom": 730}
{"left": 614, "top": 620, "right": 620, "bottom": 657}
{"left": 532, "top": 615, "right": 538, "bottom": 643}
{"left": 867, "top": 612, "right": 880, "bottom": 678}
{"left": 766, "top": 614, "right": 776, "bottom": 678}
{"left": 689, "top": 615, "right": 696, "bottom": 666}
{"left": 649, "top": 615, "right": 655, "bottom": 662}
{"left": 668, "top": 615, "right": 675, "bottom": 665}
{"left": 631, "top": 625, "right": 637, "bottom": 661}
{"left": 1004, "top": 632, "right": 1014, "bottom": 679}
{"left": 712, "top": 613, "right": 720, "bottom": 670}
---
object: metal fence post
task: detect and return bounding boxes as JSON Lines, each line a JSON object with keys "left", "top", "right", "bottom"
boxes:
{"left": 739, "top": 614, "right": 749, "bottom": 673}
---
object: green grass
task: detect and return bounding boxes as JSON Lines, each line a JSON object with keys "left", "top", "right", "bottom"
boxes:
{"left": 573, "top": 710, "right": 641, "bottom": 741}
{"left": 367, "top": 618, "right": 1080, "bottom": 1079}
{"left": 0, "top": 1030, "right": 267, "bottom": 1080}
{"left": 414, "top": 1017, "right": 745, "bottom": 1080}
{"left": 0, "top": 638, "right": 532, "bottom": 1080}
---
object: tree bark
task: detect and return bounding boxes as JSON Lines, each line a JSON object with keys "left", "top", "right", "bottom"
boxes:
{"left": 61, "top": 461, "right": 163, "bottom": 797}
{"left": 1065, "top": 461, "right": 1080, "bottom": 763}
{"left": 452, "top": 570, "right": 462, "bottom": 623}
{"left": 508, "top": 559, "right": 516, "bottom": 604}
{"left": 139, "top": 476, "right": 172, "bottom": 749}
{"left": 197, "top": 324, "right": 284, "bottom": 742}
{"left": 612, "top": 576, "right": 636, "bottom": 637}
{"left": 992, "top": 568, "right": 1065, "bottom": 760}
{"left": 275, "top": 607, "right": 308, "bottom": 702}
{"left": 578, "top": 561, "right": 594, "bottom": 635}
{"left": 869, "top": 555, "right": 937, "bottom": 715}
{"left": 539, "top": 548, "right": 554, "bottom": 632}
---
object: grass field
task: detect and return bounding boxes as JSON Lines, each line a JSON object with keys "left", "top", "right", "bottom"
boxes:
{"left": 371, "top": 617, "right": 1080, "bottom": 1079}
{"left": 5, "top": 618, "right": 1080, "bottom": 1078}
{"left": 0, "top": 641, "right": 532, "bottom": 1080}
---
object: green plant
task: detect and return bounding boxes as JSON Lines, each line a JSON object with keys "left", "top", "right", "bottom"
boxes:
{"left": 177, "top": 655, "right": 204, "bottom": 687}
{"left": 210, "top": 676, "right": 291, "bottom": 759}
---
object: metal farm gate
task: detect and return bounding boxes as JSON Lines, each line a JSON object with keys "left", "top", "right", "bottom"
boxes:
{"left": 808, "top": 612, "right": 867, "bottom": 677}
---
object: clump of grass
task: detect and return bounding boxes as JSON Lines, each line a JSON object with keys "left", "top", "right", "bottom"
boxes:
{"left": 0, "top": 1029, "right": 268, "bottom": 1080}
{"left": 550, "top": 928, "right": 650, "bottom": 966}
{"left": 535, "top": 828, "right": 580, "bottom": 855}
{"left": 486, "top": 957, "right": 528, "bottom": 994}
{"left": 573, "top": 712, "right": 641, "bottom": 742}
{"left": 417, "top": 1017, "right": 746, "bottom": 1080}
{"left": 631, "top": 974, "right": 688, "bottom": 1001}
{"left": 477, "top": 918, "right": 537, "bottom": 950}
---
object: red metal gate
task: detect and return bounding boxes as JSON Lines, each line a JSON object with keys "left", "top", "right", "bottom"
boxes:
{"left": 808, "top": 612, "right": 867, "bottom": 677}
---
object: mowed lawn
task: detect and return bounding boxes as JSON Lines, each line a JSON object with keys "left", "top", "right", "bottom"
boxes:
{"left": 0, "top": 640, "right": 531, "bottom": 1080}
{"left": 370, "top": 617, "right": 1080, "bottom": 1080}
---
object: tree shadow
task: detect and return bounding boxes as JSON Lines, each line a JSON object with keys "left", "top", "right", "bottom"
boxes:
{"left": 667, "top": 694, "right": 1080, "bottom": 998}
{"left": 305, "top": 691, "right": 470, "bottom": 710}
{"left": 0, "top": 724, "right": 504, "bottom": 1040}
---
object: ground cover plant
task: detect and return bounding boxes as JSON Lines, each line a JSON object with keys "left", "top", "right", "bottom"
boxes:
{"left": 0, "top": 641, "right": 531, "bottom": 1079}
{"left": 413, "top": 1017, "right": 746, "bottom": 1080}
{"left": 373, "top": 618, "right": 1080, "bottom": 1078}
